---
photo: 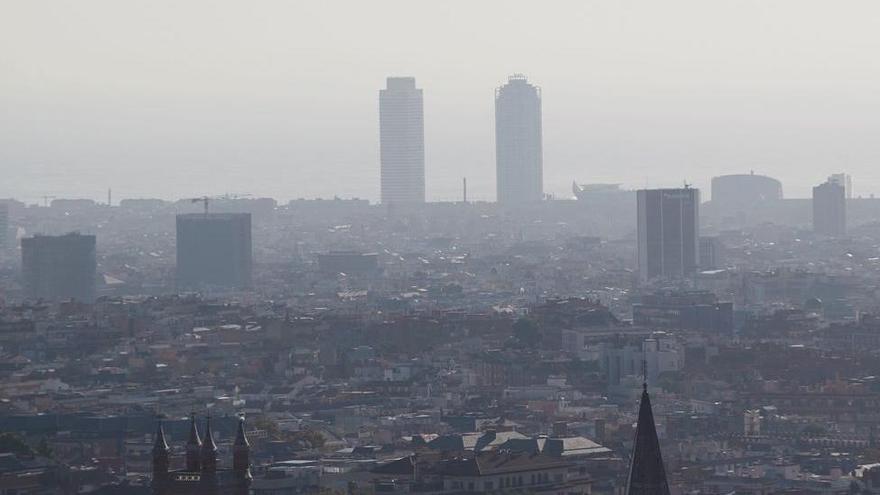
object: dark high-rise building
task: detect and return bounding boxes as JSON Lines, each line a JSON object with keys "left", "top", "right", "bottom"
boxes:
{"left": 176, "top": 213, "right": 252, "bottom": 290}
{"left": 812, "top": 179, "right": 846, "bottom": 236}
{"left": 495, "top": 74, "right": 543, "bottom": 204}
{"left": 626, "top": 384, "right": 671, "bottom": 495}
{"left": 21, "top": 232, "right": 96, "bottom": 302}
{"left": 380, "top": 77, "right": 425, "bottom": 205}
{"left": 637, "top": 188, "right": 700, "bottom": 283}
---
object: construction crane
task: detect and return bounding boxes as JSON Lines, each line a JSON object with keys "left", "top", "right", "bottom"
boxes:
{"left": 190, "top": 193, "right": 252, "bottom": 216}
{"left": 191, "top": 196, "right": 211, "bottom": 215}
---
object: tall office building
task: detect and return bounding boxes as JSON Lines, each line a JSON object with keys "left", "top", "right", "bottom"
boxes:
{"left": 495, "top": 74, "right": 543, "bottom": 204}
{"left": 637, "top": 188, "right": 700, "bottom": 283}
{"left": 176, "top": 213, "right": 252, "bottom": 290}
{"left": 379, "top": 77, "right": 425, "bottom": 205}
{"left": 828, "top": 173, "right": 852, "bottom": 199}
{"left": 21, "top": 232, "right": 97, "bottom": 302}
{"left": 813, "top": 179, "right": 846, "bottom": 236}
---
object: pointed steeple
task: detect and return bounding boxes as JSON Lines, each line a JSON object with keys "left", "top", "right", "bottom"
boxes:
{"left": 185, "top": 413, "right": 202, "bottom": 472}
{"left": 152, "top": 421, "right": 170, "bottom": 454}
{"left": 626, "top": 384, "right": 670, "bottom": 495}
{"left": 234, "top": 416, "right": 250, "bottom": 449}
{"left": 233, "top": 416, "right": 251, "bottom": 480}
{"left": 200, "top": 415, "right": 218, "bottom": 473}
{"left": 152, "top": 421, "right": 170, "bottom": 492}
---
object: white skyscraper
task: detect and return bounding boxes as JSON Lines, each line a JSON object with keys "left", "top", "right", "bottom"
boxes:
{"left": 495, "top": 74, "right": 543, "bottom": 204}
{"left": 379, "top": 77, "right": 425, "bottom": 205}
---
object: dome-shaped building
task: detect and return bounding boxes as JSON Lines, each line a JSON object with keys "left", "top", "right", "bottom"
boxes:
{"left": 711, "top": 172, "right": 783, "bottom": 207}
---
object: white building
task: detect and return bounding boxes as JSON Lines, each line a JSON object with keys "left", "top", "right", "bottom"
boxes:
{"left": 495, "top": 74, "right": 543, "bottom": 204}
{"left": 380, "top": 77, "right": 425, "bottom": 205}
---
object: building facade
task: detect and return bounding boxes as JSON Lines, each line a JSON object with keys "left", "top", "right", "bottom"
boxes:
{"left": 633, "top": 290, "right": 733, "bottom": 333}
{"left": 176, "top": 213, "right": 253, "bottom": 290}
{"left": 380, "top": 77, "right": 425, "bottom": 205}
{"left": 828, "top": 173, "right": 852, "bottom": 199}
{"left": 813, "top": 179, "right": 846, "bottom": 236}
{"left": 710, "top": 173, "right": 783, "bottom": 208}
{"left": 698, "top": 236, "right": 722, "bottom": 270}
{"left": 636, "top": 188, "right": 700, "bottom": 283}
{"left": 495, "top": 74, "right": 543, "bottom": 204}
{"left": 21, "top": 232, "right": 96, "bottom": 302}
{"left": 152, "top": 416, "right": 251, "bottom": 495}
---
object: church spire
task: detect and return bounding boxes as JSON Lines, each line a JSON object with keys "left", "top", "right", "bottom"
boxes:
{"left": 626, "top": 385, "right": 670, "bottom": 495}
{"left": 185, "top": 413, "right": 202, "bottom": 471}
{"left": 233, "top": 416, "right": 252, "bottom": 484}
{"left": 234, "top": 415, "right": 250, "bottom": 449}
{"left": 200, "top": 415, "right": 218, "bottom": 473}
{"left": 152, "top": 420, "right": 170, "bottom": 454}
{"left": 152, "top": 421, "right": 170, "bottom": 494}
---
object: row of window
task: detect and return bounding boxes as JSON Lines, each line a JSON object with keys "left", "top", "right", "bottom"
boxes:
{"left": 449, "top": 471, "right": 562, "bottom": 492}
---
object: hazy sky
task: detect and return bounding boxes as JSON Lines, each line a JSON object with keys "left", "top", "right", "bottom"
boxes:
{"left": 3, "top": 0, "right": 880, "bottom": 204}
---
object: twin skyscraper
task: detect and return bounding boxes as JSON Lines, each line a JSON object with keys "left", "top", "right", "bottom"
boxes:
{"left": 379, "top": 75, "right": 544, "bottom": 205}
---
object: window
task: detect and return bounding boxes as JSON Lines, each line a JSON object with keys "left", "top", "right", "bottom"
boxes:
{"left": 484, "top": 481, "right": 494, "bottom": 491}
{"left": 468, "top": 482, "right": 474, "bottom": 490}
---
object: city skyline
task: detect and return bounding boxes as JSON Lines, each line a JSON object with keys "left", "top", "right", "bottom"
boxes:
{"left": 6, "top": 1, "right": 880, "bottom": 203}
{"left": 7, "top": 2, "right": 880, "bottom": 494}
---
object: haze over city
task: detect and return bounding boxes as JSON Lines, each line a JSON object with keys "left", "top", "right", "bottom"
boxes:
{"left": 7, "top": 2, "right": 880, "bottom": 495}
{"left": 5, "top": 0, "right": 880, "bottom": 202}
